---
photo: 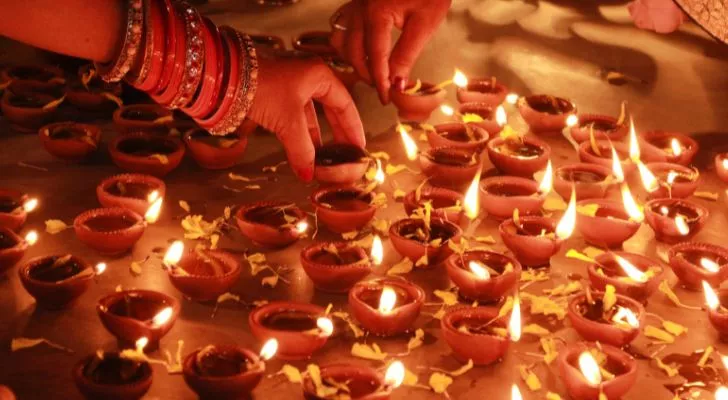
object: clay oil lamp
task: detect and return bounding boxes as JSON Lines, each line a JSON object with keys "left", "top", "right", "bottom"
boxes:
{"left": 587, "top": 252, "right": 665, "bottom": 303}
{"left": 311, "top": 186, "right": 377, "bottom": 234}
{"left": 479, "top": 168, "right": 549, "bottom": 220}
{"left": 517, "top": 94, "right": 576, "bottom": 134}
{"left": 18, "top": 254, "right": 95, "bottom": 309}
{"left": 39, "top": 122, "right": 101, "bottom": 161}
{"left": 557, "top": 342, "right": 637, "bottom": 400}
{"left": 183, "top": 128, "right": 248, "bottom": 170}
{"left": 569, "top": 114, "right": 628, "bottom": 143}
{"left": 425, "top": 120, "right": 489, "bottom": 153}
{"left": 390, "top": 80, "right": 447, "bottom": 122}
{"left": 300, "top": 241, "right": 371, "bottom": 293}
{"left": 348, "top": 278, "right": 425, "bottom": 336}
{"left": 716, "top": 153, "right": 728, "bottom": 184}
{"left": 643, "top": 162, "right": 699, "bottom": 199}
{"left": 389, "top": 217, "right": 462, "bottom": 266}
{"left": 97, "top": 173, "right": 165, "bottom": 216}
{"left": 458, "top": 102, "right": 501, "bottom": 135}
{"left": 403, "top": 187, "right": 464, "bottom": 226}
{"left": 0, "top": 228, "right": 34, "bottom": 275}
{"left": 575, "top": 185, "right": 643, "bottom": 249}
{"left": 182, "top": 340, "right": 277, "bottom": 400}
{"left": 109, "top": 132, "right": 185, "bottom": 177}
{"left": 419, "top": 146, "right": 481, "bottom": 188}
{"left": 0, "top": 65, "right": 64, "bottom": 84}
{"left": 578, "top": 141, "right": 635, "bottom": 177}
{"left": 441, "top": 298, "right": 521, "bottom": 365}
{"left": 499, "top": 188, "right": 577, "bottom": 267}
{"left": 0, "top": 190, "right": 36, "bottom": 231}
{"left": 644, "top": 198, "right": 708, "bottom": 244}
{"left": 445, "top": 250, "right": 521, "bottom": 302}
{"left": 97, "top": 289, "right": 180, "bottom": 351}
{"left": 66, "top": 64, "right": 123, "bottom": 112}
{"left": 301, "top": 361, "right": 405, "bottom": 400}
{"left": 567, "top": 290, "right": 644, "bottom": 347}
{"left": 638, "top": 131, "right": 698, "bottom": 166}
{"left": 1, "top": 80, "right": 65, "bottom": 133}
{"left": 112, "top": 104, "right": 173, "bottom": 136}
{"left": 164, "top": 241, "right": 242, "bottom": 302}
{"left": 249, "top": 301, "right": 333, "bottom": 360}
{"left": 314, "top": 143, "right": 370, "bottom": 185}
{"left": 292, "top": 31, "right": 337, "bottom": 56}
{"left": 456, "top": 76, "right": 508, "bottom": 107}
{"left": 554, "top": 163, "right": 614, "bottom": 201}
{"left": 235, "top": 201, "right": 308, "bottom": 248}
{"left": 702, "top": 282, "right": 728, "bottom": 340}
{"left": 73, "top": 202, "right": 155, "bottom": 255}
{"left": 73, "top": 352, "right": 153, "bottom": 400}
{"left": 487, "top": 109, "right": 551, "bottom": 177}
{"left": 668, "top": 242, "right": 728, "bottom": 290}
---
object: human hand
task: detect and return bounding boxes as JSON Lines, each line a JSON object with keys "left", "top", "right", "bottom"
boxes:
{"left": 628, "top": 0, "right": 686, "bottom": 34}
{"left": 247, "top": 57, "right": 366, "bottom": 182}
{"left": 329, "top": 0, "right": 451, "bottom": 104}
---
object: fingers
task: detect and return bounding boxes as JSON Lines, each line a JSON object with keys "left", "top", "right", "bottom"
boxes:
{"left": 364, "top": 12, "right": 394, "bottom": 104}
{"left": 329, "top": 3, "right": 351, "bottom": 55}
{"left": 345, "top": 12, "right": 371, "bottom": 84}
{"left": 311, "top": 68, "right": 366, "bottom": 148}
{"left": 389, "top": 14, "right": 438, "bottom": 80}
{"left": 304, "top": 100, "right": 322, "bottom": 148}
{"left": 276, "top": 112, "right": 316, "bottom": 182}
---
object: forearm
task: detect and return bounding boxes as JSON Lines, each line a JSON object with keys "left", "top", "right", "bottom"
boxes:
{"left": 0, "top": 0, "right": 125, "bottom": 62}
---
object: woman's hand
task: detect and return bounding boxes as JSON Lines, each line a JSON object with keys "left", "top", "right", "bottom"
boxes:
{"left": 329, "top": 0, "right": 451, "bottom": 104}
{"left": 247, "top": 57, "right": 366, "bottom": 182}
{"left": 628, "top": 0, "right": 686, "bottom": 33}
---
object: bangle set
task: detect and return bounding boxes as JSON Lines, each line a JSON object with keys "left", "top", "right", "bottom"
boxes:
{"left": 100, "top": 0, "right": 258, "bottom": 135}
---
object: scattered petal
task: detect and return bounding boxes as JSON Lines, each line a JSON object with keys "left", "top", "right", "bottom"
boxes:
{"left": 473, "top": 235, "right": 496, "bottom": 244}
{"left": 659, "top": 280, "right": 701, "bottom": 310}
{"left": 655, "top": 358, "right": 679, "bottom": 377}
{"left": 261, "top": 274, "right": 279, "bottom": 288}
{"left": 644, "top": 325, "right": 675, "bottom": 343}
{"left": 541, "top": 337, "right": 559, "bottom": 364}
{"left": 428, "top": 372, "right": 453, "bottom": 394}
{"left": 434, "top": 290, "right": 458, "bottom": 306}
{"left": 385, "top": 164, "right": 407, "bottom": 175}
{"left": 697, "top": 346, "right": 713, "bottom": 367}
{"left": 351, "top": 342, "right": 388, "bottom": 361}
{"left": 407, "top": 329, "right": 425, "bottom": 351}
{"left": 523, "top": 324, "right": 551, "bottom": 337}
{"left": 543, "top": 195, "right": 567, "bottom": 211}
{"left": 387, "top": 258, "right": 414, "bottom": 275}
{"left": 662, "top": 320, "right": 687, "bottom": 337}
{"left": 11, "top": 337, "right": 72, "bottom": 353}
{"left": 694, "top": 191, "right": 718, "bottom": 201}
{"left": 45, "top": 219, "right": 69, "bottom": 234}
{"left": 393, "top": 189, "right": 406, "bottom": 200}
{"left": 449, "top": 359, "right": 473, "bottom": 377}
{"left": 279, "top": 364, "right": 302, "bottom": 383}
{"left": 149, "top": 154, "right": 169, "bottom": 164}
{"left": 566, "top": 249, "right": 595, "bottom": 263}
{"left": 179, "top": 201, "right": 191, "bottom": 212}
{"left": 130, "top": 261, "right": 142, "bottom": 276}
{"left": 342, "top": 231, "right": 359, "bottom": 240}
{"left": 415, "top": 254, "right": 429, "bottom": 267}
{"left": 518, "top": 365, "right": 542, "bottom": 391}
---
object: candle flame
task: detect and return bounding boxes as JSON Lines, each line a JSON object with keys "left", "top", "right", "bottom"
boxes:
{"left": 537, "top": 160, "right": 553, "bottom": 195}
{"left": 144, "top": 197, "right": 163, "bottom": 223}
{"left": 611, "top": 146, "right": 625, "bottom": 183}
{"left": 295, "top": 220, "right": 309, "bottom": 234}
{"left": 147, "top": 190, "right": 159, "bottom": 203}
{"left": 378, "top": 286, "right": 397, "bottom": 315}
{"left": 511, "top": 384, "right": 523, "bottom": 400}
{"left": 660, "top": 206, "right": 669, "bottom": 215}
{"left": 717, "top": 386, "right": 728, "bottom": 400}
{"left": 398, "top": 125, "right": 419, "bottom": 161}
{"left": 164, "top": 240, "right": 184, "bottom": 266}
{"left": 611, "top": 306, "right": 640, "bottom": 328}
{"left": 614, "top": 255, "right": 648, "bottom": 283}
{"left": 675, "top": 215, "right": 690, "bottom": 236}
{"left": 508, "top": 295, "right": 522, "bottom": 342}
{"left": 505, "top": 93, "right": 519, "bottom": 105}
{"left": 22, "top": 198, "right": 38, "bottom": 213}
{"left": 555, "top": 188, "right": 577, "bottom": 240}
{"left": 722, "top": 355, "right": 728, "bottom": 371}
{"left": 701, "top": 258, "right": 720, "bottom": 273}
{"left": 666, "top": 171, "right": 678, "bottom": 185}
{"left": 722, "top": 159, "right": 728, "bottom": 170}
{"left": 578, "top": 351, "right": 603, "bottom": 386}
{"left": 151, "top": 307, "right": 173, "bottom": 327}
{"left": 620, "top": 183, "right": 644, "bottom": 223}
{"left": 453, "top": 69, "right": 468, "bottom": 88}
{"left": 463, "top": 171, "right": 481, "bottom": 220}
{"left": 135, "top": 337, "right": 149, "bottom": 352}
{"left": 566, "top": 114, "right": 579, "bottom": 128}
{"left": 670, "top": 138, "right": 683, "bottom": 157}
{"left": 469, "top": 261, "right": 491, "bottom": 280}
{"left": 259, "top": 338, "right": 278, "bottom": 361}
{"left": 24, "top": 230, "right": 38, "bottom": 246}
{"left": 703, "top": 280, "right": 720, "bottom": 311}
{"left": 440, "top": 104, "right": 455, "bottom": 117}
{"left": 385, "top": 361, "right": 405, "bottom": 388}
{"left": 628, "top": 117, "right": 640, "bottom": 162}
{"left": 316, "top": 317, "right": 334, "bottom": 337}
{"left": 95, "top": 262, "right": 107, "bottom": 276}
{"left": 495, "top": 106, "right": 507, "bottom": 127}
{"left": 636, "top": 161, "right": 659, "bottom": 193}
{"left": 374, "top": 159, "right": 385, "bottom": 184}
{"left": 371, "top": 235, "right": 383, "bottom": 266}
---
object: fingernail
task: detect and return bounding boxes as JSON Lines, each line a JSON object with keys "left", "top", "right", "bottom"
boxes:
{"left": 392, "top": 76, "right": 407, "bottom": 92}
{"left": 299, "top": 166, "right": 314, "bottom": 182}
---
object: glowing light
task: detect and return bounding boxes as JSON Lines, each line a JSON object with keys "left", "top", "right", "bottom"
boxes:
{"left": 703, "top": 281, "right": 720, "bottom": 311}
{"left": 316, "top": 317, "right": 334, "bottom": 337}
{"left": 614, "top": 255, "right": 648, "bottom": 283}
{"left": 670, "top": 138, "right": 683, "bottom": 156}
{"left": 144, "top": 197, "right": 163, "bottom": 223}
{"left": 371, "top": 235, "right": 383, "bottom": 266}
{"left": 566, "top": 114, "right": 579, "bottom": 128}
{"left": 555, "top": 188, "right": 577, "bottom": 240}
{"left": 717, "top": 386, "right": 728, "bottom": 400}
{"left": 399, "top": 125, "right": 419, "bottom": 161}
{"left": 373, "top": 160, "right": 385, "bottom": 185}
{"left": 660, "top": 206, "right": 669, "bottom": 215}
{"left": 701, "top": 258, "right": 720, "bottom": 273}
{"left": 636, "top": 161, "right": 659, "bottom": 193}
{"left": 147, "top": 190, "right": 159, "bottom": 203}
{"left": 151, "top": 307, "right": 173, "bottom": 327}
{"left": 611, "top": 146, "right": 625, "bottom": 183}
{"left": 511, "top": 384, "right": 523, "bottom": 400}
{"left": 508, "top": 295, "right": 522, "bottom": 342}
{"left": 611, "top": 306, "right": 640, "bottom": 328}
{"left": 22, "top": 198, "right": 38, "bottom": 213}
{"left": 537, "top": 160, "right": 553, "bottom": 195}
{"left": 722, "top": 355, "right": 728, "bottom": 371}
{"left": 469, "top": 261, "right": 491, "bottom": 280}
{"left": 495, "top": 106, "right": 507, "bottom": 127}
{"left": 440, "top": 104, "right": 455, "bottom": 117}
{"left": 135, "top": 337, "right": 149, "bottom": 352}
{"left": 723, "top": 159, "right": 728, "bottom": 170}
{"left": 259, "top": 338, "right": 278, "bottom": 361}
{"left": 95, "top": 262, "right": 107, "bottom": 276}
{"left": 578, "top": 351, "right": 602, "bottom": 386}
{"left": 463, "top": 171, "right": 481, "bottom": 220}
{"left": 292, "top": 220, "right": 308, "bottom": 234}
{"left": 675, "top": 215, "right": 690, "bottom": 236}
{"left": 621, "top": 183, "right": 644, "bottom": 223}
{"left": 453, "top": 70, "right": 468, "bottom": 88}
{"left": 24, "top": 231, "right": 38, "bottom": 246}
{"left": 163, "top": 240, "right": 184, "bottom": 266}
{"left": 385, "top": 361, "right": 405, "bottom": 388}
{"left": 667, "top": 171, "right": 678, "bottom": 185}
{"left": 378, "top": 286, "right": 397, "bottom": 315}
{"left": 628, "top": 117, "right": 640, "bottom": 162}
{"left": 505, "top": 93, "right": 519, "bottom": 105}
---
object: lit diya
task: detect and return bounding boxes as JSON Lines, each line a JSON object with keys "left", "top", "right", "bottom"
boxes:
{"left": 183, "top": 128, "right": 248, "bottom": 170}
{"left": 389, "top": 217, "right": 462, "bottom": 266}
{"left": 403, "top": 187, "right": 465, "bottom": 226}
{"left": 348, "top": 278, "right": 425, "bottom": 336}
{"left": 575, "top": 189, "right": 643, "bottom": 249}
{"left": 300, "top": 242, "right": 371, "bottom": 293}
{"left": 702, "top": 283, "right": 728, "bottom": 340}
{"left": 587, "top": 252, "right": 665, "bottom": 303}
{"left": 457, "top": 102, "right": 501, "bottom": 135}
{"left": 96, "top": 173, "right": 165, "bottom": 216}
{"left": 487, "top": 110, "right": 551, "bottom": 177}
{"left": 74, "top": 206, "right": 149, "bottom": 255}
{"left": 715, "top": 153, "right": 728, "bottom": 184}
{"left": 66, "top": 64, "right": 123, "bottom": 112}
{"left": 311, "top": 186, "right": 377, "bottom": 234}
{"left": 314, "top": 143, "right": 370, "bottom": 185}
{"left": 445, "top": 250, "right": 521, "bottom": 302}
{"left": 479, "top": 174, "right": 548, "bottom": 220}
{"left": 248, "top": 301, "right": 333, "bottom": 360}
{"left": 557, "top": 342, "right": 638, "bottom": 400}
{"left": 419, "top": 146, "right": 481, "bottom": 188}
{"left": 165, "top": 242, "right": 242, "bottom": 302}
{"left": 0, "top": 80, "right": 65, "bottom": 133}
{"left": 578, "top": 141, "right": 635, "bottom": 177}
{"left": 301, "top": 361, "right": 405, "bottom": 400}
{"left": 644, "top": 198, "right": 708, "bottom": 244}
{"left": 567, "top": 290, "right": 644, "bottom": 347}
{"left": 236, "top": 201, "right": 307, "bottom": 248}
{"left": 638, "top": 131, "right": 698, "bottom": 166}
{"left": 112, "top": 104, "right": 173, "bottom": 135}
{"left": 97, "top": 289, "right": 180, "bottom": 352}
{"left": 109, "top": 132, "right": 185, "bottom": 177}
{"left": 0, "top": 228, "right": 32, "bottom": 275}
{"left": 643, "top": 162, "right": 699, "bottom": 199}
{"left": 390, "top": 80, "right": 446, "bottom": 122}
{"left": 0, "top": 189, "right": 36, "bottom": 231}
{"left": 18, "top": 254, "right": 94, "bottom": 309}
{"left": 668, "top": 242, "right": 728, "bottom": 290}
{"left": 517, "top": 94, "right": 576, "bottom": 134}
{"left": 554, "top": 163, "right": 614, "bottom": 201}
{"left": 569, "top": 113, "right": 628, "bottom": 143}
{"left": 73, "top": 352, "right": 152, "bottom": 400}
{"left": 455, "top": 77, "right": 508, "bottom": 107}
{"left": 425, "top": 122, "right": 489, "bottom": 153}
{"left": 39, "top": 122, "right": 101, "bottom": 161}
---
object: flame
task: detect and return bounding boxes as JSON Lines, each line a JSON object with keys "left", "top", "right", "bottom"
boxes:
{"left": 505, "top": 93, "right": 519, "bottom": 105}
{"left": 670, "top": 138, "right": 683, "bottom": 156}
{"left": 722, "top": 355, "right": 728, "bottom": 371}
{"left": 614, "top": 255, "right": 648, "bottom": 283}
{"left": 537, "top": 160, "right": 553, "bottom": 195}
{"left": 374, "top": 159, "right": 385, "bottom": 184}
{"left": 378, "top": 286, "right": 397, "bottom": 315}
{"left": 578, "top": 351, "right": 603, "bottom": 385}
{"left": 628, "top": 117, "right": 640, "bottom": 162}
{"left": 259, "top": 338, "right": 278, "bottom": 361}
{"left": 164, "top": 240, "right": 184, "bottom": 266}
{"left": 463, "top": 171, "right": 481, "bottom": 220}
{"left": 469, "top": 261, "right": 491, "bottom": 280}
{"left": 147, "top": 190, "right": 159, "bottom": 203}
{"left": 723, "top": 159, "right": 728, "bottom": 170}
{"left": 24, "top": 230, "right": 38, "bottom": 246}
{"left": 295, "top": 220, "right": 309, "bottom": 234}
{"left": 636, "top": 161, "right": 659, "bottom": 193}
{"left": 555, "top": 188, "right": 577, "bottom": 240}
{"left": 611, "top": 146, "right": 625, "bottom": 183}
{"left": 660, "top": 206, "right": 669, "bottom": 215}
{"left": 675, "top": 215, "right": 690, "bottom": 236}
{"left": 22, "top": 198, "right": 38, "bottom": 213}
{"left": 703, "top": 281, "right": 720, "bottom": 311}
{"left": 453, "top": 69, "right": 468, "bottom": 88}
{"left": 666, "top": 171, "right": 678, "bottom": 185}
{"left": 95, "top": 262, "right": 107, "bottom": 276}
{"left": 398, "top": 125, "right": 419, "bottom": 161}
{"left": 151, "top": 307, "right": 173, "bottom": 327}
{"left": 566, "top": 114, "right": 579, "bottom": 128}
{"left": 495, "top": 106, "right": 507, "bottom": 127}
{"left": 508, "top": 295, "right": 522, "bottom": 342}
{"left": 611, "top": 306, "right": 640, "bottom": 328}
{"left": 135, "top": 337, "right": 149, "bottom": 352}
{"left": 144, "top": 197, "right": 163, "bottom": 223}
{"left": 440, "top": 104, "right": 455, "bottom": 117}
{"left": 701, "top": 258, "right": 720, "bottom": 273}
{"left": 316, "top": 317, "right": 334, "bottom": 337}
{"left": 385, "top": 361, "right": 405, "bottom": 388}
{"left": 717, "top": 387, "right": 728, "bottom": 400}
{"left": 371, "top": 235, "right": 383, "bottom": 266}
{"left": 511, "top": 385, "right": 523, "bottom": 400}
{"left": 620, "top": 183, "right": 644, "bottom": 222}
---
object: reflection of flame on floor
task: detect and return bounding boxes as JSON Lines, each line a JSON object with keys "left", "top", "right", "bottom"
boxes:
{"left": 599, "top": 68, "right": 648, "bottom": 86}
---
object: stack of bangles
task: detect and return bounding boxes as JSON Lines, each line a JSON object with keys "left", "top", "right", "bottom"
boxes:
{"left": 94, "top": 0, "right": 258, "bottom": 135}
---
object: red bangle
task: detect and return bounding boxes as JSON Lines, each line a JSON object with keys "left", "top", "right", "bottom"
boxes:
{"left": 182, "top": 17, "right": 222, "bottom": 118}
{"left": 125, "top": 0, "right": 152, "bottom": 86}
{"left": 196, "top": 27, "right": 240, "bottom": 131}
{"left": 168, "top": 2, "right": 205, "bottom": 109}
{"left": 95, "top": 0, "right": 144, "bottom": 82}
{"left": 151, "top": 1, "right": 187, "bottom": 106}
{"left": 152, "top": 0, "right": 178, "bottom": 94}
{"left": 131, "top": 0, "right": 165, "bottom": 92}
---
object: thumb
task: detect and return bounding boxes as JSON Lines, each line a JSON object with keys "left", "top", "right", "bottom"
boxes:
{"left": 276, "top": 113, "right": 316, "bottom": 182}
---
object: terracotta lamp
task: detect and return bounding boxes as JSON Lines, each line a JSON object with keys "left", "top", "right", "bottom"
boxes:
{"left": 389, "top": 218, "right": 462, "bottom": 266}
{"left": 235, "top": 201, "right": 308, "bottom": 248}
{"left": 73, "top": 352, "right": 152, "bottom": 400}
{"left": 644, "top": 198, "right": 708, "bottom": 244}
{"left": 445, "top": 250, "right": 521, "bottom": 303}
{"left": 644, "top": 162, "right": 699, "bottom": 199}
{"left": 426, "top": 123, "right": 489, "bottom": 153}
{"left": 578, "top": 141, "right": 635, "bottom": 177}
{"left": 66, "top": 64, "right": 123, "bottom": 112}
{"left": 567, "top": 291, "right": 644, "bottom": 347}
{"left": 390, "top": 81, "right": 446, "bottom": 122}
{"left": 441, "top": 306, "right": 512, "bottom": 365}
{"left": 576, "top": 199, "right": 641, "bottom": 249}
{"left": 479, "top": 176, "right": 545, "bottom": 220}
{"left": 668, "top": 242, "right": 728, "bottom": 290}
{"left": 486, "top": 135, "right": 551, "bottom": 177}
{"left": 74, "top": 207, "right": 146, "bottom": 255}
{"left": 314, "top": 143, "right": 370, "bottom": 185}
{"left": 703, "top": 285, "right": 728, "bottom": 340}
{"left": 96, "top": 173, "right": 166, "bottom": 217}
{"left": 456, "top": 77, "right": 508, "bottom": 107}
{"left": 19, "top": 254, "right": 94, "bottom": 309}
{"left": 554, "top": 163, "right": 614, "bottom": 201}
{"left": 183, "top": 345, "right": 266, "bottom": 400}
{"left": 403, "top": 187, "right": 465, "bottom": 227}
{"left": 167, "top": 248, "right": 242, "bottom": 302}
{"left": 518, "top": 94, "right": 576, "bottom": 134}
{"left": 0, "top": 227, "right": 29, "bottom": 275}
{"left": 557, "top": 342, "right": 637, "bottom": 400}
{"left": 348, "top": 278, "right": 425, "bottom": 336}
{"left": 0, "top": 189, "right": 31, "bottom": 231}
{"left": 1, "top": 80, "right": 65, "bottom": 133}
{"left": 39, "top": 122, "right": 101, "bottom": 162}
{"left": 109, "top": 132, "right": 185, "bottom": 177}
{"left": 300, "top": 242, "right": 371, "bottom": 293}
{"left": 311, "top": 186, "right": 377, "bottom": 234}
{"left": 638, "top": 131, "right": 698, "bottom": 166}
{"left": 569, "top": 114, "right": 628, "bottom": 143}
{"left": 183, "top": 128, "right": 248, "bottom": 170}
{"left": 419, "top": 146, "right": 481, "bottom": 188}
{"left": 587, "top": 252, "right": 665, "bottom": 303}
{"left": 112, "top": 104, "right": 173, "bottom": 135}
{"left": 457, "top": 102, "right": 502, "bottom": 135}
{"left": 499, "top": 215, "right": 567, "bottom": 268}
{"left": 301, "top": 364, "right": 397, "bottom": 400}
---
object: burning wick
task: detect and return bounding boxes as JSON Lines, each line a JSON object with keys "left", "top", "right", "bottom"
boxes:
{"left": 505, "top": 93, "right": 519, "bottom": 105}
{"left": 135, "top": 337, "right": 149, "bottom": 353}
{"left": 316, "top": 317, "right": 334, "bottom": 337}
{"left": 537, "top": 160, "right": 553, "bottom": 196}
{"left": 628, "top": 117, "right": 640, "bottom": 162}
{"left": 378, "top": 286, "right": 397, "bottom": 315}
{"left": 495, "top": 106, "right": 507, "bottom": 127}
{"left": 374, "top": 159, "right": 385, "bottom": 184}
{"left": 95, "top": 262, "right": 107, "bottom": 276}
{"left": 398, "top": 125, "right": 419, "bottom": 161}
{"left": 621, "top": 183, "right": 644, "bottom": 223}
{"left": 700, "top": 258, "right": 720, "bottom": 273}
{"left": 614, "top": 255, "right": 648, "bottom": 283}
{"left": 469, "top": 261, "right": 490, "bottom": 280}
{"left": 144, "top": 197, "right": 163, "bottom": 223}
{"left": 463, "top": 171, "right": 481, "bottom": 221}
{"left": 453, "top": 69, "right": 468, "bottom": 88}
{"left": 259, "top": 338, "right": 278, "bottom": 361}
{"left": 22, "top": 198, "right": 38, "bottom": 213}
{"left": 440, "top": 104, "right": 456, "bottom": 117}
{"left": 164, "top": 240, "right": 184, "bottom": 267}
{"left": 703, "top": 281, "right": 722, "bottom": 312}
{"left": 670, "top": 138, "right": 683, "bottom": 157}
{"left": 511, "top": 384, "right": 523, "bottom": 400}
{"left": 611, "top": 306, "right": 639, "bottom": 328}
{"left": 717, "top": 386, "right": 728, "bottom": 400}
{"left": 675, "top": 215, "right": 690, "bottom": 236}
{"left": 508, "top": 295, "right": 522, "bottom": 342}
{"left": 555, "top": 188, "right": 577, "bottom": 240}
{"left": 636, "top": 161, "right": 658, "bottom": 193}
{"left": 384, "top": 361, "right": 405, "bottom": 389}
{"left": 565, "top": 114, "right": 579, "bottom": 128}
{"left": 24, "top": 230, "right": 38, "bottom": 246}
{"left": 295, "top": 220, "right": 309, "bottom": 234}
{"left": 578, "top": 351, "right": 602, "bottom": 385}
{"left": 611, "top": 146, "right": 625, "bottom": 183}
{"left": 151, "top": 307, "right": 173, "bottom": 327}
{"left": 371, "top": 235, "right": 383, "bottom": 266}
{"left": 147, "top": 190, "right": 160, "bottom": 203}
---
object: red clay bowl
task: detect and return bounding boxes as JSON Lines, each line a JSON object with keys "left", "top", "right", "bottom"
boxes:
{"left": 499, "top": 216, "right": 563, "bottom": 268}
{"left": 292, "top": 31, "right": 336, "bottom": 56}
{"left": 348, "top": 278, "right": 425, "bottom": 336}
{"left": 445, "top": 250, "right": 521, "bottom": 302}
{"left": 235, "top": 201, "right": 307, "bottom": 248}
{"left": 168, "top": 249, "right": 242, "bottom": 302}
{"left": 96, "top": 174, "right": 166, "bottom": 216}
{"left": 1, "top": 81, "right": 63, "bottom": 133}
{"left": 576, "top": 199, "right": 641, "bottom": 249}
{"left": 18, "top": 254, "right": 93, "bottom": 309}
{"left": 0, "top": 228, "right": 28, "bottom": 275}
{"left": 638, "top": 131, "right": 698, "bottom": 166}
{"left": 314, "top": 143, "right": 370, "bottom": 185}
{"left": 73, "top": 352, "right": 153, "bottom": 400}
{"left": 667, "top": 242, "right": 728, "bottom": 290}
{"left": 0, "top": 189, "right": 28, "bottom": 231}
{"left": 554, "top": 163, "right": 614, "bottom": 201}
{"left": 558, "top": 342, "right": 637, "bottom": 400}
{"left": 248, "top": 301, "right": 329, "bottom": 360}
{"left": 390, "top": 81, "right": 446, "bottom": 122}
{"left": 486, "top": 135, "right": 551, "bottom": 177}
{"left": 39, "top": 121, "right": 101, "bottom": 161}
{"left": 183, "top": 128, "right": 248, "bottom": 170}
{"left": 0, "top": 65, "right": 64, "bottom": 83}
{"left": 300, "top": 242, "right": 371, "bottom": 293}
{"left": 707, "top": 289, "right": 728, "bottom": 340}
{"left": 715, "top": 153, "right": 728, "bottom": 184}
{"left": 97, "top": 289, "right": 181, "bottom": 352}
{"left": 456, "top": 78, "right": 508, "bottom": 107}
{"left": 419, "top": 146, "right": 481, "bottom": 188}
{"left": 644, "top": 198, "right": 709, "bottom": 244}
{"left": 74, "top": 208, "right": 146, "bottom": 256}
{"left": 578, "top": 140, "right": 635, "bottom": 177}
{"left": 302, "top": 364, "right": 389, "bottom": 400}
{"left": 389, "top": 218, "right": 462, "bottom": 266}
{"left": 182, "top": 345, "right": 264, "bottom": 400}
{"left": 458, "top": 102, "right": 501, "bottom": 135}
{"left": 426, "top": 123, "right": 489, "bottom": 153}
{"left": 479, "top": 176, "right": 544, "bottom": 220}
{"left": 645, "top": 162, "right": 699, "bottom": 199}
{"left": 518, "top": 95, "right": 576, "bottom": 134}
{"left": 587, "top": 252, "right": 665, "bottom": 303}
{"left": 311, "top": 186, "right": 376, "bottom": 234}
{"left": 567, "top": 292, "right": 644, "bottom": 347}
{"left": 569, "top": 114, "right": 628, "bottom": 143}
{"left": 441, "top": 306, "right": 510, "bottom": 365}
{"left": 109, "top": 132, "right": 185, "bottom": 177}
{"left": 112, "top": 104, "right": 173, "bottom": 135}
{"left": 403, "top": 187, "right": 465, "bottom": 226}
{"left": 66, "top": 65, "right": 123, "bottom": 112}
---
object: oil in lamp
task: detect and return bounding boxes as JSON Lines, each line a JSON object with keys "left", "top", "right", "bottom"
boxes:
{"left": 348, "top": 278, "right": 425, "bottom": 336}
{"left": 478, "top": 161, "right": 551, "bottom": 220}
